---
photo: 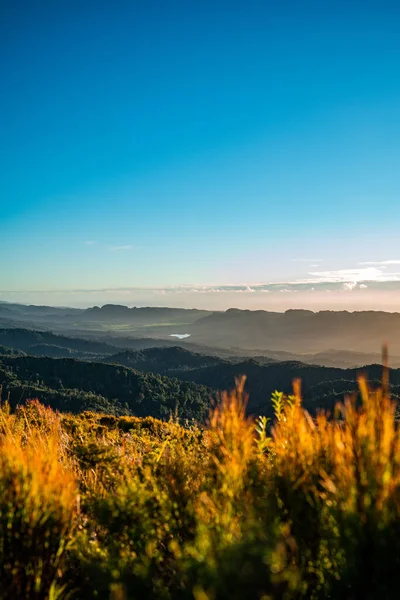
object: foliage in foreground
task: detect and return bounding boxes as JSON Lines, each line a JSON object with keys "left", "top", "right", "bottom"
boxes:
{"left": 1, "top": 369, "right": 400, "bottom": 599}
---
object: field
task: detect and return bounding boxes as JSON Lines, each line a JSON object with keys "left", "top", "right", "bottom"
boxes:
{"left": 1, "top": 371, "right": 400, "bottom": 599}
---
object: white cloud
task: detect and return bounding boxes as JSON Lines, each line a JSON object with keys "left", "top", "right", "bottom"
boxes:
{"left": 308, "top": 267, "right": 400, "bottom": 283}
{"left": 84, "top": 240, "right": 96, "bottom": 246}
{"left": 359, "top": 260, "right": 400, "bottom": 266}
{"left": 108, "top": 245, "right": 133, "bottom": 251}
{"left": 342, "top": 282, "right": 358, "bottom": 291}
{"left": 5, "top": 275, "right": 400, "bottom": 305}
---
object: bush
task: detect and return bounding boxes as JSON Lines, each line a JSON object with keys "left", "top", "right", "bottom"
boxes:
{"left": 1, "top": 368, "right": 400, "bottom": 599}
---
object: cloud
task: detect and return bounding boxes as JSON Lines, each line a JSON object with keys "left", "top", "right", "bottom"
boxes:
{"left": 359, "top": 260, "right": 400, "bottom": 266}
{"left": 342, "top": 282, "right": 358, "bottom": 291}
{"left": 108, "top": 245, "right": 133, "bottom": 251}
{"left": 5, "top": 273, "right": 400, "bottom": 304}
{"left": 0, "top": 281, "right": 390, "bottom": 297}
{"left": 84, "top": 240, "right": 96, "bottom": 246}
{"left": 308, "top": 267, "right": 400, "bottom": 283}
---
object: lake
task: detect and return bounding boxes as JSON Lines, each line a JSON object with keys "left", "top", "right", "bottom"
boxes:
{"left": 170, "top": 333, "right": 191, "bottom": 339}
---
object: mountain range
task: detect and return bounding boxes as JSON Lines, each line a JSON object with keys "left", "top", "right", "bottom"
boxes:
{"left": 0, "top": 301, "right": 399, "bottom": 422}
{"left": 1, "top": 300, "right": 400, "bottom": 368}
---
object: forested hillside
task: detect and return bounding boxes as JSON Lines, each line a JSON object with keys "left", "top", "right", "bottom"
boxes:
{"left": 0, "top": 355, "right": 214, "bottom": 420}
{"left": 0, "top": 328, "right": 119, "bottom": 359}
{"left": 106, "top": 346, "right": 227, "bottom": 373}
{"left": 1, "top": 346, "right": 399, "bottom": 421}
{"left": 106, "top": 346, "right": 400, "bottom": 415}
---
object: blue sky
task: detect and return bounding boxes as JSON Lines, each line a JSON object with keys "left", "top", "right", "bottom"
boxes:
{"left": 1, "top": 0, "right": 400, "bottom": 309}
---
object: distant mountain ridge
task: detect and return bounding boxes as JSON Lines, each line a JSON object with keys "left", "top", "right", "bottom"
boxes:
{"left": 188, "top": 308, "right": 400, "bottom": 354}
{"left": 2, "top": 302, "right": 400, "bottom": 359}
{"left": 1, "top": 324, "right": 400, "bottom": 369}
{"left": 84, "top": 304, "right": 209, "bottom": 321}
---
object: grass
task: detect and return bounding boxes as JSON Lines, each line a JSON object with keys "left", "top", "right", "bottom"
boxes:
{"left": 1, "top": 362, "right": 400, "bottom": 599}
{"left": 0, "top": 401, "right": 77, "bottom": 599}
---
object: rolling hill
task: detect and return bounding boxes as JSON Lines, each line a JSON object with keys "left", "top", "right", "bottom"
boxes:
{"left": 3, "top": 303, "right": 400, "bottom": 367}
{"left": 0, "top": 328, "right": 119, "bottom": 359}
{"left": 0, "top": 353, "right": 214, "bottom": 421}
{"left": 1, "top": 339, "right": 399, "bottom": 420}
{"left": 104, "top": 346, "right": 400, "bottom": 416}
{"left": 106, "top": 346, "right": 230, "bottom": 374}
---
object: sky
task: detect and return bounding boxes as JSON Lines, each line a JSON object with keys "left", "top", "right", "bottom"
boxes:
{"left": 1, "top": 0, "right": 400, "bottom": 310}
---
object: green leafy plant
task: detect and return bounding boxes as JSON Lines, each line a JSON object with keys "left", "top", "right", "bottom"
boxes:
{"left": 255, "top": 414, "right": 271, "bottom": 453}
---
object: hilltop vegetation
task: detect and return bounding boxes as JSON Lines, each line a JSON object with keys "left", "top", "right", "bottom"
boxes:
{"left": 1, "top": 375, "right": 400, "bottom": 599}
{"left": 106, "top": 346, "right": 226, "bottom": 374}
{"left": 0, "top": 344, "right": 25, "bottom": 357}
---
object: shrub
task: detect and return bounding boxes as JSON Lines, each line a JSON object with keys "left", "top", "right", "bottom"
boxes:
{"left": 2, "top": 366, "right": 400, "bottom": 599}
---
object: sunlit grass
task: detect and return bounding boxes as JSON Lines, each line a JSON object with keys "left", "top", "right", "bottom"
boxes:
{"left": 0, "top": 400, "right": 78, "bottom": 599}
{"left": 1, "top": 357, "right": 400, "bottom": 598}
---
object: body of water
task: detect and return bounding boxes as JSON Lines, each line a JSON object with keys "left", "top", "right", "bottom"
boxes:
{"left": 170, "top": 334, "right": 191, "bottom": 339}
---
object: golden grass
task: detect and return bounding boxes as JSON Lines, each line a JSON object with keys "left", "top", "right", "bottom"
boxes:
{"left": 1, "top": 359, "right": 400, "bottom": 598}
{"left": 0, "top": 400, "right": 78, "bottom": 599}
